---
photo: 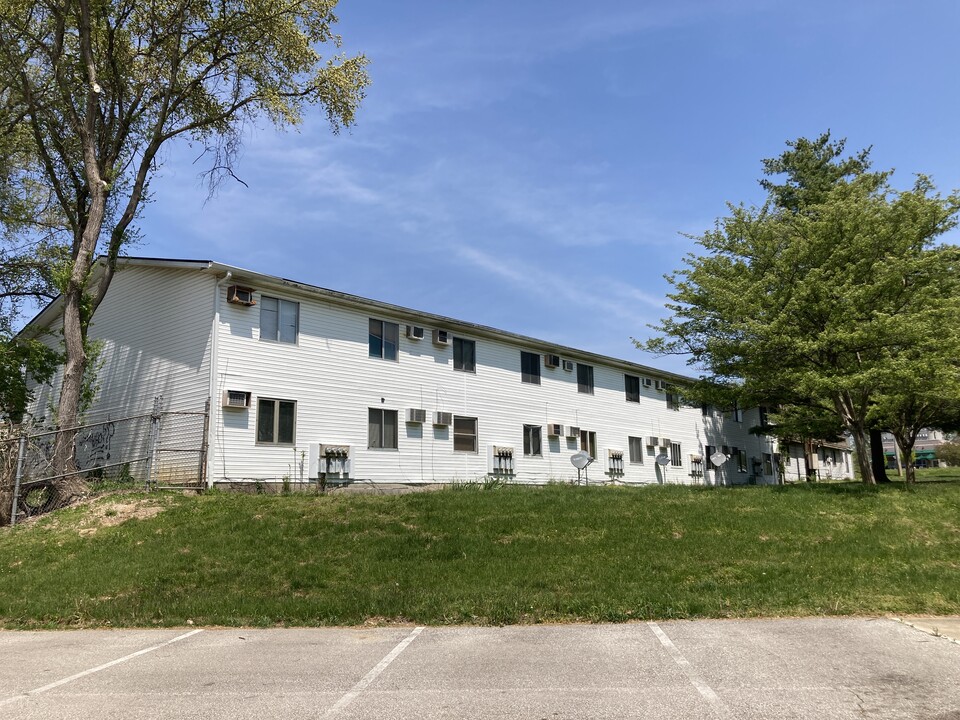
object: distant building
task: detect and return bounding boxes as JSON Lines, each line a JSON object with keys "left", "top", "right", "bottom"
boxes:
{"left": 882, "top": 429, "right": 948, "bottom": 469}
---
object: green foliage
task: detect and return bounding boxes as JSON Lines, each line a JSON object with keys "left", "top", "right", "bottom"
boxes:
{"left": 646, "top": 132, "right": 960, "bottom": 483}
{"left": 936, "top": 441, "right": 960, "bottom": 467}
{"left": 0, "top": 0, "right": 369, "bottom": 460}
{"left": 0, "top": 335, "right": 60, "bottom": 421}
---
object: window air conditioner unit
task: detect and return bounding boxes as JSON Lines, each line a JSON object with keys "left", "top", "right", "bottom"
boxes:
{"left": 566, "top": 425, "right": 580, "bottom": 438}
{"left": 226, "top": 285, "right": 256, "bottom": 306}
{"left": 432, "top": 328, "right": 451, "bottom": 346}
{"left": 654, "top": 380, "right": 667, "bottom": 392}
{"left": 646, "top": 436, "right": 659, "bottom": 447}
{"left": 547, "top": 423, "right": 564, "bottom": 437}
{"left": 433, "top": 411, "right": 453, "bottom": 426}
{"left": 660, "top": 438, "right": 671, "bottom": 448}
{"left": 221, "top": 390, "right": 251, "bottom": 408}
{"left": 406, "top": 408, "right": 426, "bottom": 423}
{"left": 642, "top": 377, "right": 653, "bottom": 388}
{"left": 406, "top": 325, "right": 424, "bottom": 340}
{"left": 544, "top": 354, "right": 561, "bottom": 369}
{"left": 562, "top": 360, "right": 574, "bottom": 372}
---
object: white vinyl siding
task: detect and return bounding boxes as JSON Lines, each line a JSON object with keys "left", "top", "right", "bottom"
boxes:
{"left": 24, "top": 259, "right": 851, "bottom": 487}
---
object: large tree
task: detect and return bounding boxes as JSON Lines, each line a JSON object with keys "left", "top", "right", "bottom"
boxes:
{"left": 647, "top": 134, "right": 960, "bottom": 484}
{"left": 0, "top": 0, "right": 368, "bottom": 503}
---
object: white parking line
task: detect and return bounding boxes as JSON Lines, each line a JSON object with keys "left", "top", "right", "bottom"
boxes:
{"left": 324, "top": 626, "right": 425, "bottom": 716}
{"left": 0, "top": 628, "right": 204, "bottom": 707}
{"left": 648, "top": 622, "right": 735, "bottom": 720}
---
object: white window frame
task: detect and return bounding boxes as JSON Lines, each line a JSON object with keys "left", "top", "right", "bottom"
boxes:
{"left": 260, "top": 296, "right": 299, "bottom": 344}
{"left": 256, "top": 398, "right": 296, "bottom": 445}
{"left": 523, "top": 424, "right": 542, "bottom": 457}
{"left": 453, "top": 416, "right": 478, "bottom": 453}
{"left": 368, "top": 408, "right": 398, "bottom": 450}
{"left": 369, "top": 318, "right": 399, "bottom": 361}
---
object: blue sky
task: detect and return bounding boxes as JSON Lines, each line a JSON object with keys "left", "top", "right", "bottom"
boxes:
{"left": 137, "top": 0, "right": 960, "bottom": 375}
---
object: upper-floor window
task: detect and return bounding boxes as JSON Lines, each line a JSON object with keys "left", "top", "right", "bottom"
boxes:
{"left": 453, "top": 337, "right": 476, "bottom": 373}
{"left": 256, "top": 398, "right": 296, "bottom": 445}
{"left": 577, "top": 364, "right": 594, "bottom": 394}
{"left": 523, "top": 424, "right": 542, "bottom": 456}
{"left": 520, "top": 351, "right": 540, "bottom": 385}
{"left": 368, "top": 408, "right": 398, "bottom": 449}
{"left": 369, "top": 318, "right": 399, "bottom": 361}
{"left": 624, "top": 374, "right": 640, "bottom": 403}
{"left": 726, "top": 402, "right": 743, "bottom": 422}
{"left": 666, "top": 391, "right": 681, "bottom": 410}
{"left": 260, "top": 296, "right": 299, "bottom": 344}
{"left": 453, "top": 416, "right": 478, "bottom": 452}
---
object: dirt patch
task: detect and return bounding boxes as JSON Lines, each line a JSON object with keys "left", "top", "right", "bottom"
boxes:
{"left": 76, "top": 500, "right": 167, "bottom": 535}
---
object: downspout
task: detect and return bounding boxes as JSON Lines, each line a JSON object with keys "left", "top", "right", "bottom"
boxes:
{"left": 207, "top": 271, "right": 232, "bottom": 487}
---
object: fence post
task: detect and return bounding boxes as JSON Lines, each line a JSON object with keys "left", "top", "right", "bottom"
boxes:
{"left": 145, "top": 396, "right": 162, "bottom": 490}
{"left": 10, "top": 433, "right": 27, "bottom": 526}
{"left": 197, "top": 397, "right": 210, "bottom": 489}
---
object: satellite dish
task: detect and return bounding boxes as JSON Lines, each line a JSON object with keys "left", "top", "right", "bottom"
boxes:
{"left": 570, "top": 451, "right": 593, "bottom": 470}
{"left": 655, "top": 453, "right": 670, "bottom": 466}
{"left": 710, "top": 451, "right": 728, "bottom": 466}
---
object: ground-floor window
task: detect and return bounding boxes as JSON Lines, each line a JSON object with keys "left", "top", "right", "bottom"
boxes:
{"left": 628, "top": 436, "right": 644, "bottom": 464}
{"left": 454, "top": 416, "right": 478, "bottom": 452}
{"left": 523, "top": 424, "right": 542, "bottom": 456}
{"left": 580, "top": 430, "right": 597, "bottom": 459}
{"left": 368, "top": 408, "right": 398, "bottom": 449}
{"left": 256, "top": 398, "right": 296, "bottom": 445}
{"left": 670, "top": 442, "right": 682, "bottom": 467}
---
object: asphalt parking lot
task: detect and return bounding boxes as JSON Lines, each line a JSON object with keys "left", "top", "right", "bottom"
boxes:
{"left": 1, "top": 618, "right": 958, "bottom": 719}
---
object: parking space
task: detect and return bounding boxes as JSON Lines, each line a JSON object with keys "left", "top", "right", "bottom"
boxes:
{"left": 2, "top": 618, "right": 958, "bottom": 719}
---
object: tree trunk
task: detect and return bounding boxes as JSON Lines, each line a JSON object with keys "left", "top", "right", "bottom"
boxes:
{"left": 849, "top": 425, "right": 875, "bottom": 484}
{"left": 51, "top": 285, "right": 90, "bottom": 506}
{"left": 803, "top": 438, "right": 817, "bottom": 482}
{"left": 869, "top": 428, "right": 891, "bottom": 483}
{"left": 893, "top": 432, "right": 916, "bottom": 485}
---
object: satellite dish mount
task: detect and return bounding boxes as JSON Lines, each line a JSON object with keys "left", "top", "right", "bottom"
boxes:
{"left": 570, "top": 451, "right": 594, "bottom": 485}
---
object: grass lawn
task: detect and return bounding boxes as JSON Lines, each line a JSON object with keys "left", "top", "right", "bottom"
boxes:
{"left": 1, "top": 476, "right": 959, "bottom": 628}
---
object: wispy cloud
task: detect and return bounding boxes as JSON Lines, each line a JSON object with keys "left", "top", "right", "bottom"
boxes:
{"left": 456, "top": 245, "right": 664, "bottom": 322}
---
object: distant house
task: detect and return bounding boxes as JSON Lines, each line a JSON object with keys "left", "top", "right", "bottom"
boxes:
{"left": 22, "top": 257, "right": 853, "bottom": 487}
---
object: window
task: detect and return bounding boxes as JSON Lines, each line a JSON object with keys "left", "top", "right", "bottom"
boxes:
{"left": 369, "top": 319, "right": 399, "bottom": 361}
{"left": 727, "top": 402, "right": 743, "bottom": 422}
{"left": 705, "top": 445, "right": 716, "bottom": 466}
{"left": 736, "top": 448, "right": 747, "bottom": 473}
{"left": 577, "top": 364, "right": 594, "bottom": 394}
{"left": 670, "top": 442, "right": 682, "bottom": 467}
{"left": 260, "top": 296, "right": 299, "bottom": 343}
{"left": 763, "top": 453, "right": 773, "bottom": 475}
{"left": 629, "top": 436, "right": 644, "bottom": 464}
{"left": 666, "top": 391, "right": 680, "bottom": 410}
{"left": 523, "top": 424, "right": 542, "bottom": 456}
{"left": 368, "top": 408, "right": 398, "bottom": 449}
{"left": 624, "top": 374, "right": 640, "bottom": 403}
{"left": 758, "top": 406, "right": 770, "bottom": 427}
{"left": 580, "top": 429, "right": 597, "bottom": 459}
{"left": 520, "top": 351, "right": 540, "bottom": 384}
{"left": 453, "top": 337, "right": 476, "bottom": 373}
{"left": 256, "top": 398, "right": 296, "bottom": 445}
{"left": 453, "top": 416, "right": 478, "bottom": 452}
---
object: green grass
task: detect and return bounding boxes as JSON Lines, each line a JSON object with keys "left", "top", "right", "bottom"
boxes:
{"left": 1, "top": 478, "right": 959, "bottom": 628}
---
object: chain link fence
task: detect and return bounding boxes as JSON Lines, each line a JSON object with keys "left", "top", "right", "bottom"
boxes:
{"left": 1, "top": 397, "right": 209, "bottom": 526}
